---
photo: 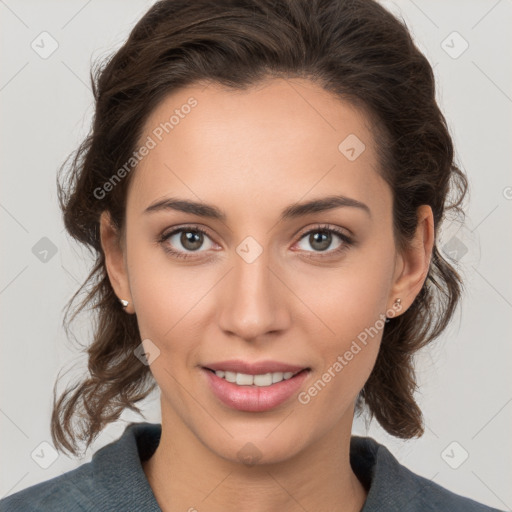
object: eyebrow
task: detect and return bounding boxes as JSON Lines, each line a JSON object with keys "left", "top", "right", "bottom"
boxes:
{"left": 143, "top": 194, "right": 371, "bottom": 220}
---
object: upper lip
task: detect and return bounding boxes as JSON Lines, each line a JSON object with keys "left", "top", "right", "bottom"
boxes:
{"left": 203, "top": 359, "right": 309, "bottom": 375}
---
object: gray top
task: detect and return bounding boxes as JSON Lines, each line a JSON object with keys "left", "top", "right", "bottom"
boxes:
{"left": 0, "top": 422, "right": 504, "bottom": 511}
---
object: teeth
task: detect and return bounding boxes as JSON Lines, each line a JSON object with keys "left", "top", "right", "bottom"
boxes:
{"left": 213, "top": 370, "right": 298, "bottom": 386}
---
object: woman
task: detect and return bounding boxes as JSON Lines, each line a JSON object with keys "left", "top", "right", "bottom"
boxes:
{"left": 0, "top": 0, "right": 505, "bottom": 511}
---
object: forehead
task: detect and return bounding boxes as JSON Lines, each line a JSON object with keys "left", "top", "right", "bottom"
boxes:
{"left": 128, "top": 78, "right": 390, "bottom": 219}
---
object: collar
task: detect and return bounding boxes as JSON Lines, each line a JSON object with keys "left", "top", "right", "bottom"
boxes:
{"left": 91, "top": 422, "right": 162, "bottom": 510}
{"left": 90, "top": 422, "right": 458, "bottom": 512}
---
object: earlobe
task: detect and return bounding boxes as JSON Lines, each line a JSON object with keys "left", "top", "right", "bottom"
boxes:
{"left": 99, "top": 210, "right": 133, "bottom": 313}
{"left": 388, "top": 205, "right": 435, "bottom": 314}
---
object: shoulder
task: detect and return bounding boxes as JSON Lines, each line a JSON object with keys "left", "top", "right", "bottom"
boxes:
{"left": 0, "top": 422, "right": 162, "bottom": 512}
{"left": 351, "top": 436, "right": 505, "bottom": 512}
{"left": 0, "top": 462, "right": 97, "bottom": 512}
{"left": 396, "top": 462, "right": 504, "bottom": 512}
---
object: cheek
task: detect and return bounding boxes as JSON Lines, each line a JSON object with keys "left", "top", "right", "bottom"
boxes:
{"left": 127, "top": 234, "right": 202, "bottom": 333}
{"left": 132, "top": 274, "right": 206, "bottom": 361}
{"left": 296, "top": 293, "right": 386, "bottom": 432}
{"left": 295, "top": 240, "right": 394, "bottom": 345}
{"left": 129, "top": 257, "right": 210, "bottom": 411}
{"left": 127, "top": 243, "right": 218, "bottom": 379}
{"left": 294, "top": 240, "right": 394, "bottom": 408}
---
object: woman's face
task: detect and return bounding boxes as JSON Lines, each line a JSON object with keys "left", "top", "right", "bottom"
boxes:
{"left": 103, "top": 78, "right": 428, "bottom": 465}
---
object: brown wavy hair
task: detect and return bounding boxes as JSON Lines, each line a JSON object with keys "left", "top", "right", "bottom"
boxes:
{"left": 53, "top": 0, "right": 468, "bottom": 456}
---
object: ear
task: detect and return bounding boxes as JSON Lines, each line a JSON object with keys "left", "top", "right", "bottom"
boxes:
{"left": 387, "top": 205, "right": 434, "bottom": 315}
{"left": 99, "top": 210, "right": 134, "bottom": 314}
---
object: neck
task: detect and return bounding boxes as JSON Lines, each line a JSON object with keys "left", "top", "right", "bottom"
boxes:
{"left": 142, "top": 406, "right": 368, "bottom": 512}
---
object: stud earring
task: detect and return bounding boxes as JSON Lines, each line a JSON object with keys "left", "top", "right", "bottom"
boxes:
{"left": 385, "top": 298, "right": 402, "bottom": 321}
{"left": 119, "top": 299, "right": 129, "bottom": 308}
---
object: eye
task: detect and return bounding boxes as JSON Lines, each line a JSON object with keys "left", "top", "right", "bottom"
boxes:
{"left": 158, "top": 225, "right": 215, "bottom": 259}
{"left": 295, "top": 225, "right": 353, "bottom": 258}
{"left": 158, "top": 223, "right": 354, "bottom": 261}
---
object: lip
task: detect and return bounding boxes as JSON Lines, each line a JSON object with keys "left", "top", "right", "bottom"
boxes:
{"left": 202, "top": 367, "right": 311, "bottom": 412}
{"left": 202, "top": 359, "right": 308, "bottom": 375}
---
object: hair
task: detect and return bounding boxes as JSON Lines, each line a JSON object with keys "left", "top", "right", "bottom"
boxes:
{"left": 53, "top": 0, "right": 468, "bottom": 456}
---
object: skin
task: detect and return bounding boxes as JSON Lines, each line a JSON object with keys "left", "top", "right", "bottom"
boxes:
{"left": 100, "top": 78, "right": 434, "bottom": 512}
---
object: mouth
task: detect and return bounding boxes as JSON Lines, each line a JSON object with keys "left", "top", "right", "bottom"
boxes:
{"left": 201, "top": 366, "right": 312, "bottom": 412}
{"left": 202, "top": 367, "right": 310, "bottom": 387}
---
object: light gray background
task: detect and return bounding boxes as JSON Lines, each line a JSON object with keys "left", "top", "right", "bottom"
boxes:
{"left": 1, "top": 0, "right": 511, "bottom": 508}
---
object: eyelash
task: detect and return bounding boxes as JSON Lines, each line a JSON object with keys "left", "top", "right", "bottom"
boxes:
{"left": 157, "top": 223, "right": 353, "bottom": 261}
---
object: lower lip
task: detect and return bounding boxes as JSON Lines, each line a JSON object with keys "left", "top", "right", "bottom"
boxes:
{"left": 202, "top": 368, "right": 310, "bottom": 412}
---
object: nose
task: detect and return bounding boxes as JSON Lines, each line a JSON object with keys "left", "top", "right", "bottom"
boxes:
{"left": 217, "top": 247, "right": 291, "bottom": 342}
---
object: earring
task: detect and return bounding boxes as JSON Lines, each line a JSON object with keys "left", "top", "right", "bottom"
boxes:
{"left": 119, "top": 299, "right": 129, "bottom": 308}
{"left": 385, "top": 298, "right": 402, "bottom": 321}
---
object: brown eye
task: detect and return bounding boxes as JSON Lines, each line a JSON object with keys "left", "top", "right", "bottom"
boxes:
{"left": 306, "top": 231, "right": 334, "bottom": 251}
{"left": 295, "top": 225, "right": 353, "bottom": 258}
{"left": 178, "top": 230, "right": 204, "bottom": 251}
{"left": 159, "top": 226, "right": 215, "bottom": 259}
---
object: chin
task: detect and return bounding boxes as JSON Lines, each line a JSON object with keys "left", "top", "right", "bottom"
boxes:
{"left": 201, "top": 429, "right": 306, "bottom": 467}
